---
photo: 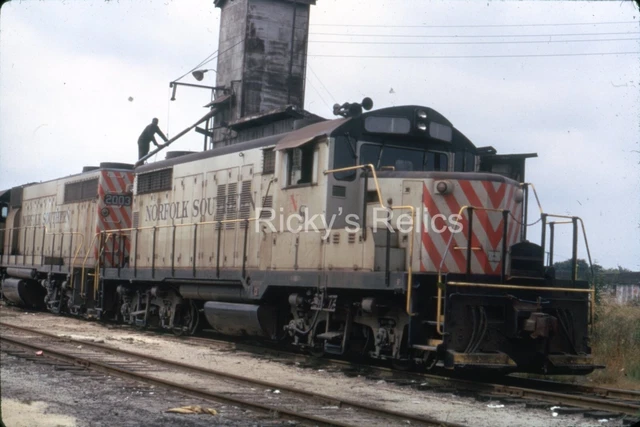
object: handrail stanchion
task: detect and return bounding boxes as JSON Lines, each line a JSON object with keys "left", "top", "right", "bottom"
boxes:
{"left": 242, "top": 219, "right": 249, "bottom": 279}
{"left": 549, "top": 222, "right": 555, "bottom": 266}
{"left": 58, "top": 233, "right": 65, "bottom": 272}
{"left": 134, "top": 228, "right": 139, "bottom": 278}
{"left": 40, "top": 227, "right": 46, "bottom": 266}
{"left": 385, "top": 206, "right": 391, "bottom": 287}
{"left": 522, "top": 184, "right": 529, "bottom": 241}
{"left": 501, "top": 210, "right": 509, "bottom": 283}
{"left": 171, "top": 225, "right": 176, "bottom": 277}
{"left": 362, "top": 171, "right": 368, "bottom": 241}
{"left": 31, "top": 226, "right": 37, "bottom": 266}
{"left": 67, "top": 233, "right": 74, "bottom": 270}
{"left": 571, "top": 217, "right": 579, "bottom": 283}
{"left": 216, "top": 221, "right": 222, "bottom": 278}
{"left": 466, "top": 207, "right": 474, "bottom": 279}
{"left": 540, "top": 213, "right": 547, "bottom": 267}
{"left": 192, "top": 223, "right": 198, "bottom": 278}
{"left": 151, "top": 227, "right": 157, "bottom": 279}
{"left": 22, "top": 225, "right": 28, "bottom": 265}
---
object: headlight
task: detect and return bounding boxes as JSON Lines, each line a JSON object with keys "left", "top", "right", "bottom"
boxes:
{"left": 417, "top": 122, "right": 427, "bottom": 131}
{"left": 417, "top": 110, "right": 428, "bottom": 119}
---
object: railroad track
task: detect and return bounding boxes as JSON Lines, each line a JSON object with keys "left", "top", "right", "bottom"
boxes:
{"left": 176, "top": 327, "right": 640, "bottom": 418}
{"left": 2, "top": 310, "right": 639, "bottom": 422}
{"left": 0, "top": 322, "right": 460, "bottom": 427}
{"left": 136, "top": 327, "right": 640, "bottom": 420}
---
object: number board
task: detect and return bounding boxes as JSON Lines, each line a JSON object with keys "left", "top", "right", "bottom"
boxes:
{"left": 104, "top": 193, "right": 132, "bottom": 207}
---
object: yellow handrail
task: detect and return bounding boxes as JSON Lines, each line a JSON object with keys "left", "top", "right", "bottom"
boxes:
{"left": 80, "top": 232, "right": 101, "bottom": 297}
{"left": 522, "top": 182, "right": 543, "bottom": 215}
{"left": 92, "top": 232, "right": 117, "bottom": 300}
{"left": 324, "top": 164, "right": 416, "bottom": 316}
{"left": 543, "top": 214, "right": 595, "bottom": 327}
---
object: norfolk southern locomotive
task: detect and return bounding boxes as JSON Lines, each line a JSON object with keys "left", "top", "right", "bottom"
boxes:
{"left": 0, "top": 99, "right": 598, "bottom": 375}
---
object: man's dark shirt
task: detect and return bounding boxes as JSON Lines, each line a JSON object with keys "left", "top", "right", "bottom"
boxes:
{"left": 137, "top": 123, "right": 168, "bottom": 160}
{"left": 138, "top": 124, "right": 167, "bottom": 147}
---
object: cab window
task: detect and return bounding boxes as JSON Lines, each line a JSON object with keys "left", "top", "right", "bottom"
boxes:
{"left": 332, "top": 136, "right": 356, "bottom": 181}
{"left": 287, "top": 144, "right": 315, "bottom": 186}
{"left": 0, "top": 205, "right": 8, "bottom": 223}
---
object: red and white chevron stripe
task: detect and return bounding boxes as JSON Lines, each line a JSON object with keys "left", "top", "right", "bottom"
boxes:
{"left": 420, "top": 179, "right": 522, "bottom": 275}
{"left": 95, "top": 170, "right": 134, "bottom": 268}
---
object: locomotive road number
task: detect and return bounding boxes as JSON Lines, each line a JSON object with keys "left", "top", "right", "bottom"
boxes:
{"left": 104, "top": 193, "right": 132, "bottom": 207}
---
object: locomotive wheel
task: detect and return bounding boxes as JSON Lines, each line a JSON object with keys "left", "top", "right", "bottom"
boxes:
{"left": 309, "top": 345, "right": 325, "bottom": 358}
{"left": 422, "top": 351, "right": 438, "bottom": 370}
{"left": 392, "top": 358, "right": 413, "bottom": 371}
{"left": 172, "top": 300, "right": 199, "bottom": 336}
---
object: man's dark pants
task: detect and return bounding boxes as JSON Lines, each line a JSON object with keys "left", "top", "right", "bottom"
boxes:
{"left": 138, "top": 139, "right": 149, "bottom": 160}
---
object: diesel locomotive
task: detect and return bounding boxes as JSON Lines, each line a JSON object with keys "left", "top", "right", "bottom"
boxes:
{"left": 0, "top": 101, "right": 598, "bottom": 375}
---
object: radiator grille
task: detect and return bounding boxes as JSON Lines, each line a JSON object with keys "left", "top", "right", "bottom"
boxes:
{"left": 137, "top": 169, "right": 172, "bottom": 194}
{"left": 64, "top": 178, "right": 99, "bottom": 203}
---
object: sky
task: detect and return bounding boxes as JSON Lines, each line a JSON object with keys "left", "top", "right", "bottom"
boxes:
{"left": 0, "top": 0, "right": 638, "bottom": 270}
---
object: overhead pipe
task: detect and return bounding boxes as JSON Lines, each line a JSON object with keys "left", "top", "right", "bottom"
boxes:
{"left": 135, "top": 108, "right": 218, "bottom": 166}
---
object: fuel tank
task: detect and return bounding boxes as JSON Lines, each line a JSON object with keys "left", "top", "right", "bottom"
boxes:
{"left": 203, "top": 301, "right": 278, "bottom": 339}
{"left": 1, "top": 277, "right": 46, "bottom": 308}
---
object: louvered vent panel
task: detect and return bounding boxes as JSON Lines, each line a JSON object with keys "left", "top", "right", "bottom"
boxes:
{"left": 225, "top": 182, "right": 238, "bottom": 229}
{"left": 239, "top": 180, "right": 252, "bottom": 227}
{"left": 132, "top": 211, "right": 140, "bottom": 229}
{"left": 214, "top": 184, "right": 226, "bottom": 228}
{"left": 332, "top": 233, "right": 340, "bottom": 244}
{"left": 260, "top": 195, "right": 273, "bottom": 219}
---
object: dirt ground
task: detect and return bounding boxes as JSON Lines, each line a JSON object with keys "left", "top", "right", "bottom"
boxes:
{"left": 0, "top": 305, "right": 631, "bottom": 427}
{"left": 0, "top": 351, "right": 295, "bottom": 427}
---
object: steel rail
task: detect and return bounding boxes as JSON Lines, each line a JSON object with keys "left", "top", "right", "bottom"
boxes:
{"left": 0, "top": 322, "right": 461, "bottom": 427}
{"left": 0, "top": 335, "right": 356, "bottom": 427}
{"left": 503, "top": 376, "right": 640, "bottom": 403}
{"left": 3, "top": 314, "right": 638, "bottom": 417}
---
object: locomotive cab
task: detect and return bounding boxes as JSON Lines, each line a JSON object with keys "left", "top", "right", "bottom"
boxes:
{"left": 262, "top": 104, "right": 597, "bottom": 375}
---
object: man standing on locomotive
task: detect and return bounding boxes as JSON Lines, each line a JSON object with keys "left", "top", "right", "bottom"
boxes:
{"left": 137, "top": 118, "right": 168, "bottom": 160}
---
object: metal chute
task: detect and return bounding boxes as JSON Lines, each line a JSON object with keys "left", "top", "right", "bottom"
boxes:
{"left": 135, "top": 108, "right": 218, "bottom": 166}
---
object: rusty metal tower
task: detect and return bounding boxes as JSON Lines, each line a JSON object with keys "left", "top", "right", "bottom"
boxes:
{"left": 209, "top": 0, "right": 317, "bottom": 147}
